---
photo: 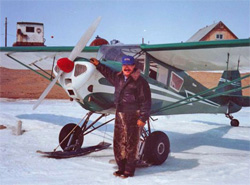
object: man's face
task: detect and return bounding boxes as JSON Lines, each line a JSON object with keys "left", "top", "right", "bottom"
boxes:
{"left": 122, "top": 64, "right": 135, "bottom": 77}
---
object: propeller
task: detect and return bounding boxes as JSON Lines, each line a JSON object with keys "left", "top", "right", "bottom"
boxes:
{"left": 33, "top": 16, "right": 102, "bottom": 110}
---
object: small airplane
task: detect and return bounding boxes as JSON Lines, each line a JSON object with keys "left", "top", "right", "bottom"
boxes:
{"left": 1, "top": 17, "right": 250, "bottom": 165}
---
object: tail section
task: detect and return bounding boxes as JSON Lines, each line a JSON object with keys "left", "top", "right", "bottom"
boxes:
{"left": 216, "top": 70, "right": 250, "bottom": 113}
{"left": 216, "top": 70, "right": 242, "bottom": 96}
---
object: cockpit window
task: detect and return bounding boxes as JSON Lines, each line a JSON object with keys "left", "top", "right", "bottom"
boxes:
{"left": 149, "top": 61, "right": 169, "bottom": 85}
{"left": 97, "top": 45, "right": 145, "bottom": 72}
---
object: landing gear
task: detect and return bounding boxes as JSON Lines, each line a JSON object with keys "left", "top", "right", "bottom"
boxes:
{"left": 37, "top": 111, "right": 114, "bottom": 158}
{"left": 59, "top": 123, "right": 83, "bottom": 151}
{"left": 139, "top": 118, "right": 171, "bottom": 165}
{"left": 142, "top": 131, "right": 170, "bottom": 165}
{"left": 230, "top": 119, "right": 239, "bottom": 127}
{"left": 57, "top": 112, "right": 114, "bottom": 152}
{"left": 225, "top": 113, "right": 239, "bottom": 127}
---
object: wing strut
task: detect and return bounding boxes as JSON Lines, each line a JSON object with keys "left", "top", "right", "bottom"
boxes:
{"left": 6, "top": 54, "right": 61, "bottom": 86}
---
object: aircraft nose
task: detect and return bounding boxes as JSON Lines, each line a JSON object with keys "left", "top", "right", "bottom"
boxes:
{"left": 74, "top": 64, "right": 87, "bottom": 77}
{"left": 57, "top": 57, "right": 74, "bottom": 73}
{"left": 57, "top": 62, "right": 96, "bottom": 98}
{"left": 74, "top": 62, "right": 95, "bottom": 79}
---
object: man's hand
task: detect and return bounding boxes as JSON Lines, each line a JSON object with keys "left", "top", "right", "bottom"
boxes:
{"left": 137, "top": 119, "right": 145, "bottom": 127}
{"left": 90, "top": 58, "right": 99, "bottom": 66}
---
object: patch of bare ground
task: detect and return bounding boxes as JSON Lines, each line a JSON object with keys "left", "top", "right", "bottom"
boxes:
{"left": 0, "top": 67, "right": 249, "bottom": 99}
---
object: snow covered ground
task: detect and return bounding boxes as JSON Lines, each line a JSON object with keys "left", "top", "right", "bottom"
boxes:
{"left": 0, "top": 99, "right": 249, "bottom": 185}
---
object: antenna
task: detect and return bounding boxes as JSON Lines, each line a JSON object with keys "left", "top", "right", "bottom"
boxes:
{"left": 226, "top": 53, "right": 230, "bottom": 71}
{"left": 237, "top": 56, "right": 240, "bottom": 70}
{"left": 5, "top": 17, "right": 7, "bottom": 47}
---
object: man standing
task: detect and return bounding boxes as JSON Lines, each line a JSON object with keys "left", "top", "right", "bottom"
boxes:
{"left": 90, "top": 56, "right": 151, "bottom": 178}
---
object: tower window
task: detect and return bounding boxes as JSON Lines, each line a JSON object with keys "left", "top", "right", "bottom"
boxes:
{"left": 26, "top": 27, "right": 35, "bottom": 32}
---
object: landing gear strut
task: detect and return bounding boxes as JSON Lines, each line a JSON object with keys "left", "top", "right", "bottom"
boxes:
{"left": 37, "top": 112, "right": 114, "bottom": 158}
{"left": 225, "top": 113, "right": 239, "bottom": 127}
{"left": 58, "top": 112, "right": 114, "bottom": 152}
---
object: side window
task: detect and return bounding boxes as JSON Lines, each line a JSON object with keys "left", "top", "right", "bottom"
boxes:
{"left": 149, "top": 61, "right": 157, "bottom": 80}
{"left": 157, "top": 65, "right": 168, "bottom": 84}
{"left": 170, "top": 72, "right": 184, "bottom": 92}
{"left": 149, "top": 61, "right": 168, "bottom": 85}
{"left": 135, "top": 58, "right": 145, "bottom": 73}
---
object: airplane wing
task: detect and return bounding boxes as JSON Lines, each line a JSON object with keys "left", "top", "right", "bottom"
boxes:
{"left": 1, "top": 39, "right": 249, "bottom": 71}
{"left": 141, "top": 39, "right": 250, "bottom": 72}
{"left": 0, "top": 46, "right": 99, "bottom": 70}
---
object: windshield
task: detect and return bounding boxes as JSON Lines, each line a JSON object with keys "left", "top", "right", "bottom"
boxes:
{"left": 97, "top": 45, "right": 141, "bottom": 62}
{"left": 97, "top": 45, "right": 145, "bottom": 72}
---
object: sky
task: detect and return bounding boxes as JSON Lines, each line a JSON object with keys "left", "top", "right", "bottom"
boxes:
{"left": 0, "top": 0, "right": 250, "bottom": 47}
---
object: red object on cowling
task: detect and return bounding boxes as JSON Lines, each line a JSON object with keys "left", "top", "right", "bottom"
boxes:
{"left": 57, "top": 58, "right": 74, "bottom": 73}
{"left": 90, "top": 36, "right": 109, "bottom": 46}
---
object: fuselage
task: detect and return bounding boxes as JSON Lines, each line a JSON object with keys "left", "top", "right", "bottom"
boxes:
{"left": 53, "top": 45, "right": 230, "bottom": 116}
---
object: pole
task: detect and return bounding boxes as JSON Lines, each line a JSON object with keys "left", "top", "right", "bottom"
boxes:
{"left": 17, "top": 120, "right": 22, "bottom": 135}
{"left": 5, "top": 17, "right": 7, "bottom": 47}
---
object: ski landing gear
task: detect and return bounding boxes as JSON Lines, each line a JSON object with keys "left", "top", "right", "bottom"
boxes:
{"left": 37, "top": 112, "right": 114, "bottom": 158}
{"left": 37, "top": 142, "right": 111, "bottom": 158}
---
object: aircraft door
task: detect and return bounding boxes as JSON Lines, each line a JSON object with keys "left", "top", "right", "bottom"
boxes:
{"left": 157, "top": 65, "right": 168, "bottom": 84}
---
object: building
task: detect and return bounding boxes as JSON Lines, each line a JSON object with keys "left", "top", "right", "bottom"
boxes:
{"left": 187, "top": 21, "right": 238, "bottom": 42}
{"left": 13, "top": 22, "right": 45, "bottom": 46}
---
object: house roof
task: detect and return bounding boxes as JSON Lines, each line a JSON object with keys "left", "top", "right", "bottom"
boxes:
{"left": 17, "top": 22, "right": 44, "bottom": 26}
{"left": 187, "top": 21, "right": 238, "bottom": 42}
{"left": 187, "top": 22, "right": 219, "bottom": 42}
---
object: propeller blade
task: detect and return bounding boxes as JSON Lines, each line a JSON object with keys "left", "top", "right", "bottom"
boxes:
{"left": 33, "top": 70, "right": 63, "bottom": 110}
{"left": 68, "top": 16, "right": 102, "bottom": 61}
{"left": 33, "top": 16, "right": 101, "bottom": 110}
